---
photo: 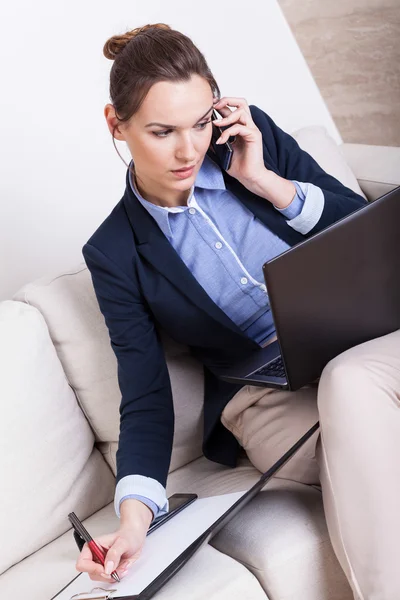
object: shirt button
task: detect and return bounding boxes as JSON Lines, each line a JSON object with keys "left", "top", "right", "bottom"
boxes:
{"left": 240, "top": 277, "right": 248, "bottom": 285}
{"left": 189, "top": 208, "right": 196, "bottom": 215}
{"left": 215, "top": 242, "right": 223, "bottom": 249}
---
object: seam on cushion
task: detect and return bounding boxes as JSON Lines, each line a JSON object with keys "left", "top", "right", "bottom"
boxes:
{"left": 62, "top": 369, "right": 107, "bottom": 441}
{"left": 230, "top": 556, "right": 263, "bottom": 574}
{"left": 108, "top": 442, "right": 116, "bottom": 472}
{"left": 21, "top": 288, "right": 30, "bottom": 305}
{"left": 208, "top": 543, "right": 264, "bottom": 577}
{"left": 320, "top": 432, "right": 365, "bottom": 600}
{"left": 357, "top": 177, "right": 398, "bottom": 186}
{"left": 65, "top": 381, "right": 103, "bottom": 440}
{"left": 17, "top": 265, "right": 88, "bottom": 300}
{"left": 42, "top": 264, "right": 88, "bottom": 283}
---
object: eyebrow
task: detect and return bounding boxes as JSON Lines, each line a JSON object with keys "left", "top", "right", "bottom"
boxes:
{"left": 145, "top": 105, "right": 214, "bottom": 128}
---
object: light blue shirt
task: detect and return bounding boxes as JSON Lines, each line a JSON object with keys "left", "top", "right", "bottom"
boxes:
{"left": 115, "top": 153, "right": 324, "bottom": 521}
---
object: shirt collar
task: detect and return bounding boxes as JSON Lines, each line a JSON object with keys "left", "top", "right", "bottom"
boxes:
{"left": 128, "top": 153, "right": 226, "bottom": 240}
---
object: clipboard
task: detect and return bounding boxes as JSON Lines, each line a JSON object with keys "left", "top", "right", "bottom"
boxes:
{"left": 59, "top": 421, "right": 319, "bottom": 600}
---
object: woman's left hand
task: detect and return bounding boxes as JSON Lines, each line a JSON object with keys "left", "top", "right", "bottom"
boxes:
{"left": 213, "top": 96, "right": 268, "bottom": 192}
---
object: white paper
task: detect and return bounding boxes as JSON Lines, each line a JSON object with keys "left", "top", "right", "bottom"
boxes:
{"left": 56, "top": 491, "right": 245, "bottom": 599}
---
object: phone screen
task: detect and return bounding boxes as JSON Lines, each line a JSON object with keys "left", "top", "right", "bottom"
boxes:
{"left": 147, "top": 493, "right": 198, "bottom": 535}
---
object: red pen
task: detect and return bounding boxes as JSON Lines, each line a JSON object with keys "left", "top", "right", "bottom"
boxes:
{"left": 68, "top": 512, "right": 121, "bottom": 583}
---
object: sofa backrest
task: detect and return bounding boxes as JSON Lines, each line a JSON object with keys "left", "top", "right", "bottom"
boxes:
{"left": 0, "top": 300, "right": 114, "bottom": 575}
{"left": 291, "top": 126, "right": 367, "bottom": 200}
{"left": 13, "top": 267, "right": 205, "bottom": 476}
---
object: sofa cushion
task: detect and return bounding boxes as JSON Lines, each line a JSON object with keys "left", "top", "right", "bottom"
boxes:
{"left": 0, "top": 301, "right": 114, "bottom": 575}
{"left": 0, "top": 501, "right": 266, "bottom": 600}
{"left": 13, "top": 268, "right": 204, "bottom": 474}
{"left": 291, "top": 125, "right": 367, "bottom": 200}
{"left": 340, "top": 143, "right": 400, "bottom": 201}
{"left": 167, "top": 455, "right": 352, "bottom": 600}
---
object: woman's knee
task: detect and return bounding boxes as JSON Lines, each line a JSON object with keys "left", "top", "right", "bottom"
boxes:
{"left": 317, "top": 348, "right": 369, "bottom": 421}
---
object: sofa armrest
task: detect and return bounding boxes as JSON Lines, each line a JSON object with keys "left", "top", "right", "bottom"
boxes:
{"left": 340, "top": 143, "right": 400, "bottom": 201}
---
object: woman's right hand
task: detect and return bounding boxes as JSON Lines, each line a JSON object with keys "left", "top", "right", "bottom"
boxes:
{"left": 75, "top": 499, "right": 154, "bottom": 582}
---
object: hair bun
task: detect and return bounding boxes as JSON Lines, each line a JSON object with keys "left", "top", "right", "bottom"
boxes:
{"left": 103, "top": 23, "right": 172, "bottom": 60}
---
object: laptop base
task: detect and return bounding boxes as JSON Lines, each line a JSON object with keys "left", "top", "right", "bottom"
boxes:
{"left": 213, "top": 340, "right": 289, "bottom": 389}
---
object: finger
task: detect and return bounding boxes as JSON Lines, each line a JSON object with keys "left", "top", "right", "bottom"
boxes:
{"left": 76, "top": 543, "right": 100, "bottom": 574}
{"left": 116, "top": 547, "right": 142, "bottom": 575}
{"left": 104, "top": 536, "right": 131, "bottom": 575}
{"left": 115, "top": 559, "right": 134, "bottom": 579}
{"left": 117, "top": 557, "right": 135, "bottom": 572}
{"left": 213, "top": 107, "right": 248, "bottom": 128}
{"left": 76, "top": 554, "right": 113, "bottom": 582}
{"left": 91, "top": 533, "right": 116, "bottom": 549}
{"left": 115, "top": 550, "right": 143, "bottom": 579}
{"left": 216, "top": 123, "right": 257, "bottom": 145}
{"left": 76, "top": 551, "right": 111, "bottom": 579}
{"left": 90, "top": 568, "right": 114, "bottom": 583}
{"left": 214, "top": 97, "right": 251, "bottom": 116}
{"left": 75, "top": 536, "right": 114, "bottom": 573}
{"left": 213, "top": 104, "right": 234, "bottom": 119}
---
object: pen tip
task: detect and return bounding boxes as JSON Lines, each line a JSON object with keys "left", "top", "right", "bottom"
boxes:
{"left": 112, "top": 572, "right": 121, "bottom": 582}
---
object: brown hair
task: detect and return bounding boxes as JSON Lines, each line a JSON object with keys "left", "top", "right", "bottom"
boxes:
{"left": 103, "top": 23, "right": 220, "bottom": 164}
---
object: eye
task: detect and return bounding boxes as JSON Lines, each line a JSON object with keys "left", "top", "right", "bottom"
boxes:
{"left": 196, "top": 120, "right": 211, "bottom": 129}
{"left": 152, "top": 129, "right": 173, "bottom": 138}
{"left": 152, "top": 120, "right": 211, "bottom": 138}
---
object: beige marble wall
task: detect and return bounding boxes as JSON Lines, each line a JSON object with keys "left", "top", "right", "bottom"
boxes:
{"left": 279, "top": 0, "right": 400, "bottom": 146}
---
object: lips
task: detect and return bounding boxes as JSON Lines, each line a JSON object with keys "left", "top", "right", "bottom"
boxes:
{"left": 172, "top": 165, "right": 196, "bottom": 172}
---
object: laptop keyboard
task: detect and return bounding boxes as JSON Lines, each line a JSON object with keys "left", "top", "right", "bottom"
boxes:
{"left": 253, "top": 356, "right": 286, "bottom": 378}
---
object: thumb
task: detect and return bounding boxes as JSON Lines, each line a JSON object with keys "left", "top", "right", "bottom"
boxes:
{"left": 103, "top": 536, "right": 130, "bottom": 575}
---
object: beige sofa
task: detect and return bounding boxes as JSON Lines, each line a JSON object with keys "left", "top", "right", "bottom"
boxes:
{"left": 1, "top": 128, "right": 399, "bottom": 600}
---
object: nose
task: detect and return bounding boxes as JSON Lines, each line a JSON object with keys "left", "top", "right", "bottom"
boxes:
{"left": 175, "top": 132, "right": 197, "bottom": 163}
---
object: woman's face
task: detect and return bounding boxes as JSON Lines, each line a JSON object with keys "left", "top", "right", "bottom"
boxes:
{"left": 105, "top": 74, "right": 215, "bottom": 206}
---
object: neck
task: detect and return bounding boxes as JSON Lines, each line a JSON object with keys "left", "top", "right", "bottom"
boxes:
{"left": 134, "top": 173, "right": 191, "bottom": 208}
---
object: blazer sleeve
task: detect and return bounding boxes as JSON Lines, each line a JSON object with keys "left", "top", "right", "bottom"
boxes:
{"left": 82, "top": 242, "right": 174, "bottom": 488}
{"left": 250, "top": 105, "right": 367, "bottom": 236}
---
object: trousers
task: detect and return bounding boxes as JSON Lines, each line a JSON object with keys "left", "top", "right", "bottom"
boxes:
{"left": 221, "top": 329, "right": 400, "bottom": 600}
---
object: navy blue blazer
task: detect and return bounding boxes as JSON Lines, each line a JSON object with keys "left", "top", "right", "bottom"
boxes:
{"left": 82, "top": 105, "right": 366, "bottom": 488}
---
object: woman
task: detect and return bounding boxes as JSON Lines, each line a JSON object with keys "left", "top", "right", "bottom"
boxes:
{"left": 77, "top": 23, "right": 400, "bottom": 599}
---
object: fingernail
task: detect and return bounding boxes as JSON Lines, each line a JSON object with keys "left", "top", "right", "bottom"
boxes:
{"left": 101, "top": 573, "right": 111, "bottom": 579}
{"left": 216, "top": 138, "right": 222, "bottom": 145}
{"left": 105, "top": 561, "right": 114, "bottom": 575}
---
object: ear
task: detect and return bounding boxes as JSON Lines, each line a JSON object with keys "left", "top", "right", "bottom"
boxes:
{"left": 104, "top": 103, "right": 126, "bottom": 141}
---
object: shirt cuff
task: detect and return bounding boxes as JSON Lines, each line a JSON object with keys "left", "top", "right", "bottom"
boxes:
{"left": 114, "top": 475, "right": 169, "bottom": 521}
{"left": 275, "top": 181, "right": 325, "bottom": 235}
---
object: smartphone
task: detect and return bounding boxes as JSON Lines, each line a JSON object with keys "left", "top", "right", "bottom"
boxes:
{"left": 147, "top": 493, "right": 198, "bottom": 535}
{"left": 210, "top": 109, "right": 236, "bottom": 171}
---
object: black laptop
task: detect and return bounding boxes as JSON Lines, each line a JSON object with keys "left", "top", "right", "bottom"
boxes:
{"left": 215, "top": 186, "right": 400, "bottom": 391}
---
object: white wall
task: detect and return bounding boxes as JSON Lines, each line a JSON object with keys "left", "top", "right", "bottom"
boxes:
{"left": 0, "top": 0, "right": 340, "bottom": 300}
